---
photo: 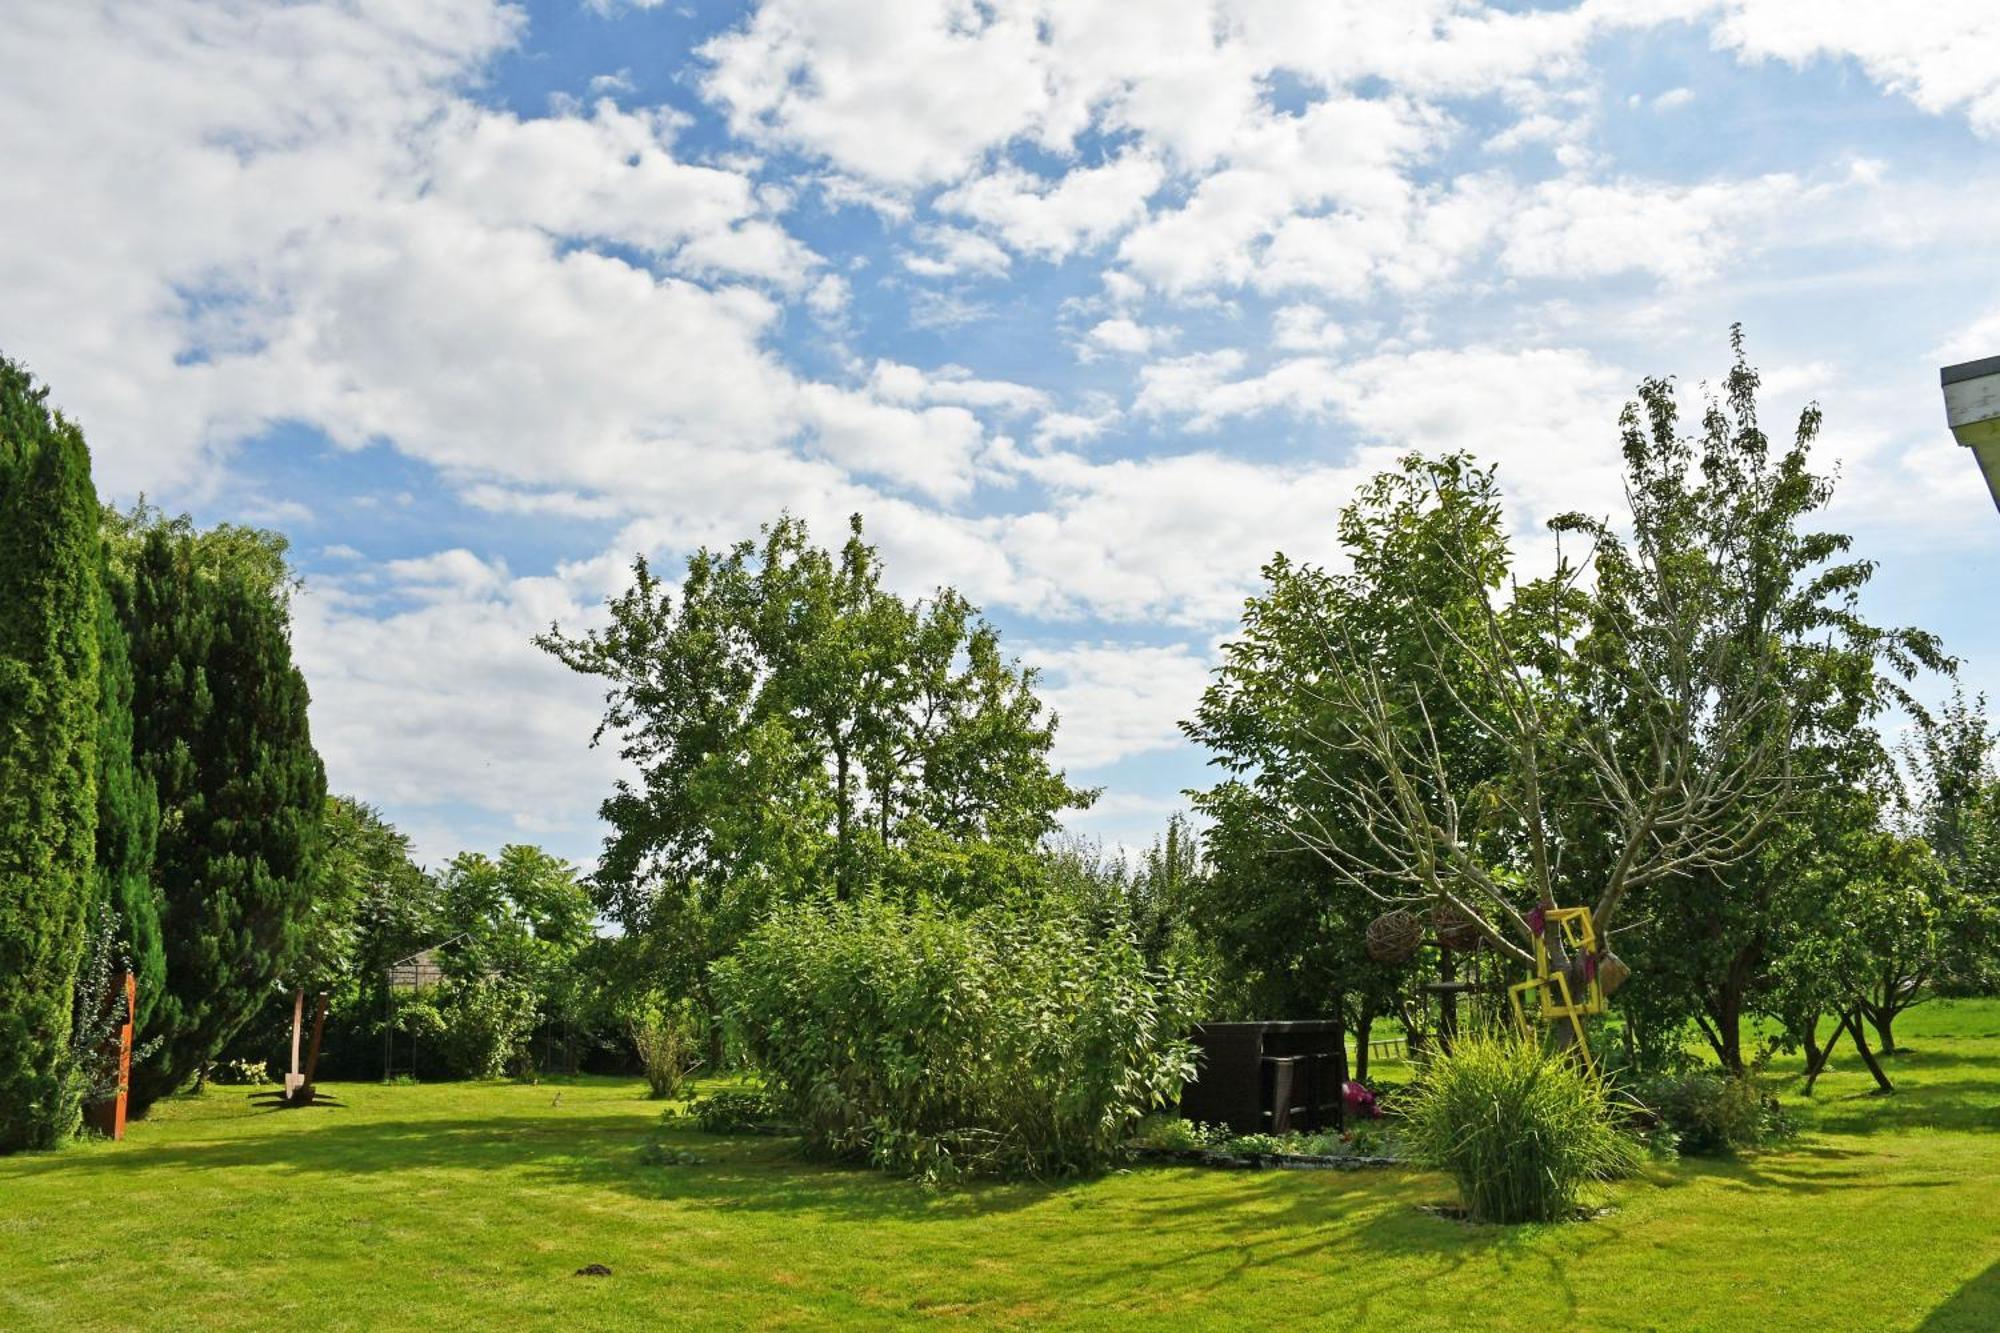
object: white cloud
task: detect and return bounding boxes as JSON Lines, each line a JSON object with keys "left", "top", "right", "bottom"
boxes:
{"left": 1084, "top": 318, "right": 1177, "bottom": 357}
{"left": 292, "top": 559, "right": 622, "bottom": 859}
{"left": 902, "top": 226, "right": 1014, "bottom": 278}
{"left": 936, "top": 153, "right": 1165, "bottom": 260}
{"left": 1714, "top": 1, "right": 2000, "bottom": 135}
{"left": 1271, "top": 304, "right": 1348, "bottom": 352}
{"left": 1025, "top": 642, "right": 1214, "bottom": 768}
{"left": 1501, "top": 172, "right": 1803, "bottom": 281}
{"left": 867, "top": 360, "right": 1049, "bottom": 415}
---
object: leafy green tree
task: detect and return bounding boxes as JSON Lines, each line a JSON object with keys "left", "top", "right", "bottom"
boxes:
{"left": 1185, "top": 456, "right": 1511, "bottom": 1043}
{"left": 434, "top": 845, "right": 595, "bottom": 1071}
{"left": 92, "top": 553, "right": 162, "bottom": 1033}
{"left": 538, "top": 513, "right": 1089, "bottom": 1000}
{"left": 120, "top": 516, "right": 326, "bottom": 1109}
{"left": 1591, "top": 336, "right": 1940, "bottom": 1072}
{"left": 0, "top": 356, "right": 103, "bottom": 1151}
{"left": 1900, "top": 688, "right": 2000, "bottom": 998}
{"left": 218, "top": 795, "right": 442, "bottom": 1080}
{"left": 1232, "top": 333, "right": 1942, "bottom": 1062}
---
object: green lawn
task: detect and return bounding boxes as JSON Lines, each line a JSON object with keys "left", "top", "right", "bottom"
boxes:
{"left": 5, "top": 1004, "right": 1999, "bottom": 1331}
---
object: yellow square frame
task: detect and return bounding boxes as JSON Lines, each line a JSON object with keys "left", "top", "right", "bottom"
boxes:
{"left": 1507, "top": 906, "right": 1604, "bottom": 1064}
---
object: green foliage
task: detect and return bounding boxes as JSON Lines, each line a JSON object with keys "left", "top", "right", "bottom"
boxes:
{"left": 1901, "top": 688, "right": 2000, "bottom": 996}
{"left": 217, "top": 796, "right": 444, "bottom": 1082}
{"left": 1402, "top": 1030, "right": 1640, "bottom": 1223}
{"left": 118, "top": 513, "right": 327, "bottom": 1108}
{"left": 630, "top": 1003, "right": 704, "bottom": 1099}
{"left": 1632, "top": 1068, "right": 1790, "bottom": 1156}
{"left": 683, "top": 1088, "right": 783, "bottom": 1134}
{"left": 91, "top": 553, "right": 162, "bottom": 1036}
{"left": 0, "top": 355, "right": 103, "bottom": 1152}
{"left": 537, "top": 512, "right": 1091, "bottom": 1004}
{"left": 1128, "top": 1114, "right": 1229, "bottom": 1152}
{"left": 207, "top": 1058, "right": 271, "bottom": 1087}
{"left": 396, "top": 976, "right": 539, "bottom": 1080}
{"left": 1185, "top": 455, "right": 1510, "bottom": 1021}
{"left": 64, "top": 903, "right": 163, "bottom": 1113}
{"left": 714, "top": 896, "right": 1202, "bottom": 1183}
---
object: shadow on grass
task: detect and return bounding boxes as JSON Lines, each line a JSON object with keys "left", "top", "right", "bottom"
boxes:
{"left": 3, "top": 1106, "right": 1063, "bottom": 1223}
{"left": 1920, "top": 1260, "right": 2000, "bottom": 1331}
{"left": 1796, "top": 1078, "right": 2000, "bottom": 1136}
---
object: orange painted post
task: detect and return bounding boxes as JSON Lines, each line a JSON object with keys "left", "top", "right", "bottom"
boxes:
{"left": 84, "top": 971, "right": 136, "bottom": 1140}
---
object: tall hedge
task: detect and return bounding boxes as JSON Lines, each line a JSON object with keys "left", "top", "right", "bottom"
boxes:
{"left": 124, "top": 523, "right": 326, "bottom": 1109}
{"left": 93, "top": 555, "right": 163, "bottom": 1032}
{"left": 0, "top": 357, "right": 102, "bottom": 1152}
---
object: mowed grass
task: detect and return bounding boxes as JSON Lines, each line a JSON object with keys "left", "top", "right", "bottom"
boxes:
{"left": 4, "top": 1004, "right": 1999, "bottom": 1331}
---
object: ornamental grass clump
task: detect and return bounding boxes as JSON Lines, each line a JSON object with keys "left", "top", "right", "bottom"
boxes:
{"left": 1403, "top": 1029, "right": 1640, "bottom": 1224}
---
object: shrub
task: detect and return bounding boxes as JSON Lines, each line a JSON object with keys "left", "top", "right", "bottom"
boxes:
{"left": 207, "top": 1058, "right": 270, "bottom": 1087}
{"left": 428, "top": 976, "right": 537, "bottom": 1079}
{"left": 713, "top": 896, "right": 1202, "bottom": 1184}
{"left": 1633, "top": 1068, "right": 1788, "bottom": 1155}
{"left": 1130, "top": 1115, "right": 1228, "bottom": 1152}
{"left": 683, "top": 1089, "right": 783, "bottom": 1134}
{"left": 1402, "top": 1030, "right": 1640, "bottom": 1223}
{"left": 630, "top": 1004, "right": 704, "bottom": 1100}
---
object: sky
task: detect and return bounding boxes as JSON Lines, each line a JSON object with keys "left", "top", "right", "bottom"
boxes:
{"left": 4, "top": 0, "right": 1999, "bottom": 870}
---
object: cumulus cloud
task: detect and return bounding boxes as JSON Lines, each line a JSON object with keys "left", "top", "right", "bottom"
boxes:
{"left": 9, "top": 0, "right": 1995, "bottom": 861}
{"left": 1714, "top": 0, "right": 2000, "bottom": 135}
{"left": 1024, "top": 642, "right": 1216, "bottom": 769}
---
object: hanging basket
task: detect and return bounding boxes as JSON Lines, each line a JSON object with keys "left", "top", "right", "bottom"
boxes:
{"left": 1428, "top": 904, "right": 1481, "bottom": 952}
{"left": 1597, "top": 951, "right": 1631, "bottom": 998}
{"left": 1366, "top": 909, "right": 1423, "bottom": 964}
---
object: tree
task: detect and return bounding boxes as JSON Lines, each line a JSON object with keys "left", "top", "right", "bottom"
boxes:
{"left": 421, "top": 846, "right": 594, "bottom": 1077}
{"left": 1234, "top": 331, "right": 1943, "bottom": 1057}
{"left": 218, "top": 795, "right": 441, "bottom": 1081}
{"left": 537, "top": 513, "right": 1089, "bottom": 1000}
{"left": 120, "top": 515, "right": 326, "bottom": 1109}
{"left": 0, "top": 356, "right": 102, "bottom": 1152}
{"left": 1900, "top": 688, "right": 2000, "bottom": 999}
{"left": 1185, "top": 455, "right": 1513, "bottom": 1050}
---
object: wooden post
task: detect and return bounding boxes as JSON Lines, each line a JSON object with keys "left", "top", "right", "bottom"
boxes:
{"left": 284, "top": 989, "right": 305, "bottom": 1097}
{"left": 84, "top": 971, "right": 136, "bottom": 1140}
{"left": 299, "top": 992, "right": 329, "bottom": 1098}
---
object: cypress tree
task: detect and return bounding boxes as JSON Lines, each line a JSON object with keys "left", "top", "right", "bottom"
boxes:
{"left": 123, "top": 522, "right": 326, "bottom": 1110}
{"left": 0, "top": 356, "right": 102, "bottom": 1152}
{"left": 93, "top": 553, "right": 163, "bottom": 1031}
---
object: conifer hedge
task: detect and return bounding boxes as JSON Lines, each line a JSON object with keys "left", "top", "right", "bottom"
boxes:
{"left": 0, "top": 358, "right": 103, "bottom": 1151}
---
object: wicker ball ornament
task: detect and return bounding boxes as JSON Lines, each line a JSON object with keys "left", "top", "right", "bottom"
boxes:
{"left": 1428, "top": 904, "right": 1481, "bottom": 952}
{"left": 1365, "top": 909, "right": 1424, "bottom": 964}
{"left": 1596, "top": 951, "right": 1631, "bottom": 997}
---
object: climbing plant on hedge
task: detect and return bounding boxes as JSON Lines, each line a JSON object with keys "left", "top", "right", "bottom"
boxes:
{"left": 0, "top": 356, "right": 103, "bottom": 1152}
{"left": 93, "top": 554, "right": 163, "bottom": 1034}
{"left": 119, "top": 515, "right": 326, "bottom": 1109}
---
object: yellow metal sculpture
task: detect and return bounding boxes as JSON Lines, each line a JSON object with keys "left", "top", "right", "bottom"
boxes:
{"left": 1507, "top": 906, "right": 1605, "bottom": 1065}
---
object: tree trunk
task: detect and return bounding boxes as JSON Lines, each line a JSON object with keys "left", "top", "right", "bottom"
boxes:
{"left": 1846, "top": 1008, "right": 1894, "bottom": 1094}
{"left": 834, "top": 746, "right": 851, "bottom": 901}
{"left": 1353, "top": 1002, "right": 1373, "bottom": 1083}
{"left": 1802, "top": 1011, "right": 1849, "bottom": 1095}
{"left": 1698, "top": 996, "right": 1746, "bottom": 1076}
{"left": 1870, "top": 1003, "right": 1897, "bottom": 1057}
{"left": 1438, "top": 950, "right": 1460, "bottom": 1052}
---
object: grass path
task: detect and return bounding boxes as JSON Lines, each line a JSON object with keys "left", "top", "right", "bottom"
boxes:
{"left": 4, "top": 1004, "right": 1999, "bottom": 1330}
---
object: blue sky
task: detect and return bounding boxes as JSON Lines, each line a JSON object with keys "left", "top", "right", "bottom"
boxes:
{"left": 5, "top": 0, "right": 1999, "bottom": 869}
